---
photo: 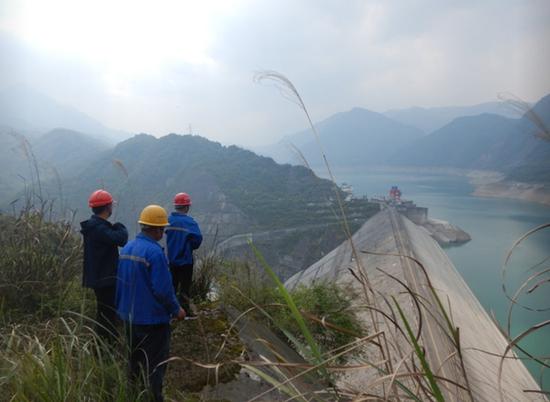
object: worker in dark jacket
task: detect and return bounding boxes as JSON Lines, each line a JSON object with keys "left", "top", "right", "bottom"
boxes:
{"left": 80, "top": 189, "right": 128, "bottom": 344}
{"left": 117, "top": 205, "right": 186, "bottom": 402}
{"left": 166, "top": 192, "right": 203, "bottom": 318}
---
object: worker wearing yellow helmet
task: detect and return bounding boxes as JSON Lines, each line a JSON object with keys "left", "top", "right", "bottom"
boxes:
{"left": 116, "top": 205, "right": 186, "bottom": 401}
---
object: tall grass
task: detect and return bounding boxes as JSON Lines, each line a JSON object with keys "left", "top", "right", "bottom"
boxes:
{"left": 0, "top": 316, "right": 141, "bottom": 401}
{"left": 247, "top": 71, "right": 476, "bottom": 401}
{"left": 0, "top": 204, "right": 83, "bottom": 322}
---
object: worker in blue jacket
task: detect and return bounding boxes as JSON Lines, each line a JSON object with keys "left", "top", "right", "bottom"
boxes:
{"left": 80, "top": 189, "right": 128, "bottom": 345}
{"left": 166, "top": 192, "right": 203, "bottom": 318}
{"left": 116, "top": 205, "right": 186, "bottom": 402}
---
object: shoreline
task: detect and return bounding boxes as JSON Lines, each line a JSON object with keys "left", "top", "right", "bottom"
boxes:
{"left": 326, "top": 165, "right": 550, "bottom": 207}
{"left": 354, "top": 166, "right": 550, "bottom": 207}
{"left": 471, "top": 180, "right": 550, "bottom": 206}
{"left": 464, "top": 169, "right": 550, "bottom": 206}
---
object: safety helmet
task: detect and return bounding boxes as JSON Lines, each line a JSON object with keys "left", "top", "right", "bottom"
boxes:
{"left": 138, "top": 205, "right": 169, "bottom": 227}
{"left": 88, "top": 189, "right": 113, "bottom": 207}
{"left": 174, "top": 192, "right": 192, "bottom": 206}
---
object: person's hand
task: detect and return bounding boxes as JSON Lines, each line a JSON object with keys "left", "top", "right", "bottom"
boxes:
{"left": 176, "top": 307, "right": 186, "bottom": 320}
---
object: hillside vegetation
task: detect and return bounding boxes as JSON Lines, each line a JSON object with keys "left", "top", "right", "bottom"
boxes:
{"left": 7, "top": 132, "right": 378, "bottom": 279}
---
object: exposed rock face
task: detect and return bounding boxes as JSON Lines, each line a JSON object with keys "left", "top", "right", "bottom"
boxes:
{"left": 419, "top": 218, "right": 471, "bottom": 246}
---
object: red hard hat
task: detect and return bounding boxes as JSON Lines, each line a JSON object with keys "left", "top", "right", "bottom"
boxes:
{"left": 174, "top": 192, "right": 192, "bottom": 206}
{"left": 88, "top": 189, "right": 113, "bottom": 207}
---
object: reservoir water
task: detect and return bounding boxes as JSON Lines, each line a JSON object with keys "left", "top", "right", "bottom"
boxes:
{"left": 327, "top": 167, "right": 550, "bottom": 385}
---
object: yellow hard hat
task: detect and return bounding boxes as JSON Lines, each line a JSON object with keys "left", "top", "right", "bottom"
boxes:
{"left": 138, "top": 205, "right": 169, "bottom": 227}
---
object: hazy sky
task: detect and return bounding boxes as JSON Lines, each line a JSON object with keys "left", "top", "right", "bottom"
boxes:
{"left": 1, "top": 0, "right": 549, "bottom": 146}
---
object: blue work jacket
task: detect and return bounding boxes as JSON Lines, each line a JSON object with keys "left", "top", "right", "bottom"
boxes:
{"left": 166, "top": 212, "right": 203, "bottom": 266}
{"left": 116, "top": 233, "right": 180, "bottom": 324}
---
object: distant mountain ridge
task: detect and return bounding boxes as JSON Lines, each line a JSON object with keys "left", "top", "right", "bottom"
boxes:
{"left": 387, "top": 113, "right": 521, "bottom": 169}
{"left": 384, "top": 101, "right": 521, "bottom": 134}
{"left": 0, "top": 85, "right": 131, "bottom": 143}
{"left": 33, "top": 128, "right": 110, "bottom": 179}
{"left": 257, "top": 107, "right": 424, "bottom": 167}
{"left": 0, "top": 127, "right": 110, "bottom": 204}
{"left": 389, "top": 94, "right": 550, "bottom": 183}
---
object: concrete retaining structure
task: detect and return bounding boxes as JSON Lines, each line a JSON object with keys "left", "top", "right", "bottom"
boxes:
{"left": 285, "top": 209, "right": 545, "bottom": 401}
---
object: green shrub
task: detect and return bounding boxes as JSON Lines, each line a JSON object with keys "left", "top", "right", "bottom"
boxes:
{"left": 215, "top": 260, "right": 361, "bottom": 355}
{"left": 275, "top": 282, "right": 361, "bottom": 353}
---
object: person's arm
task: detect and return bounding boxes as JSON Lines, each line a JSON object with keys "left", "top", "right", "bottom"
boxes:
{"left": 188, "top": 221, "right": 203, "bottom": 250}
{"left": 149, "top": 250, "right": 181, "bottom": 317}
{"left": 95, "top": 222, "right": 128, "bottom": 247}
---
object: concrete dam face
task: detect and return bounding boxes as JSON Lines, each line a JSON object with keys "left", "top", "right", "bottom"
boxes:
{"left": 285, "top": 209, "right": 545, "bottom": 402}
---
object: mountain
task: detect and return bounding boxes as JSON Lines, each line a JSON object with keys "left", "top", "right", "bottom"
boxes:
{"left": 499, "top": 94, "right": 550, "bottom": 183}
{"left": 58, "top": 133, "right": 372, "bottom": 229}
{"left": 387, "top": 113, "right": 521, "bottom": 169}
{"left": 384, "top": 101, "right": 520, "bottom": 134}
{"left": 257, "top": 107, "right": 424, "bottom": 167}
{"left": 42, "top": 133, "right": 378, "bottom": 279}
{"left": 388, "top": 94, "right": 550, "bottom": 183}
{"left": 0, "top": 85, "right": 130, "bottom": 143}
{"left": 0, "top": 128, "right": 110, "bottom": 204}
{"left": 32, "top": 128, "right": 110, "bottom": 179}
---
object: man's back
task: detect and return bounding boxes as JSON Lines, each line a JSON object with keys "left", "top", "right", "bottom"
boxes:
{"left": 117, "top": 233, "right": 180, "bottom": 325}
{"left": 166, "top": 212, "right": 202, "bottom": 266}
{"left": 80, "top": 215, "right": 127, "bottom": 288}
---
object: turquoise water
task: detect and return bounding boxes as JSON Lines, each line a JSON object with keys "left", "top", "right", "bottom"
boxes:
{"left": 326, "top": 167, "right": 550, "bottom": 385}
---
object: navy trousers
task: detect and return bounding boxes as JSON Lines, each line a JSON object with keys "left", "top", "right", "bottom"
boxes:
{"left": 170, "top": 263, "right": 193, "bottom": 308}
{"left": 125, "top": 322, "right": 171, "bottom": 402}
{"left": 93, "top": 285, "right": 119, "bottom": 345}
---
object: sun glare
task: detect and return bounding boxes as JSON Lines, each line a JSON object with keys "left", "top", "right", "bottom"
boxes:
{"left": 3, "top": 0, "right": 242, "bottom": 75}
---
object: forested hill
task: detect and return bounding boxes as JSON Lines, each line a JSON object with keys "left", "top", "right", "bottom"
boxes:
{"left": 56, "top": 133, "right": 377, "bottom": 237}
{"left": 389, "top": 94, "right": 550, "bottom": 183}
{"left": 257, "top": 107, "right": 424, "bottom": 167}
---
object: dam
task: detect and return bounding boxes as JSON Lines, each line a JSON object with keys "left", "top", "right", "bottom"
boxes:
{"left": 285, "top": 208, "right": 546, "bottom": 401}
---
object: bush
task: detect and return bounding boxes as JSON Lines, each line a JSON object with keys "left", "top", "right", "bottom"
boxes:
{"left": 275, "top": 282, "right": 361, "bottom": 354}
{"left": 0, "top": 207, "right": 83, "bottom": 321}
{"left": 215, "top": 261, "right": 361, "bottom": 355}
{"left": 189, "top": 252, "right": 220, "bottom": 302}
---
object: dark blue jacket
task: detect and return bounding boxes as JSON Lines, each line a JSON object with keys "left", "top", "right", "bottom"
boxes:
{"left": 80, "top": 215, "right": 128, "bottom": 289}
{"left": 116, "top": 233, "right": 181, "bottom": 325}
{"left": 166, "top": 212, "right": 202, "bottom": 266}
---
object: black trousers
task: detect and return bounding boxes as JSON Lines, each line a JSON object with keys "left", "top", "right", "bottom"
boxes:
{"left": 93, "top": 285, "right": 119, "bottom": 345}
{"left": 170, "top": 263, "right": 193, "bottom": 308}
{"left": 125, "top": 322, "right": 171, "bottom": 402}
